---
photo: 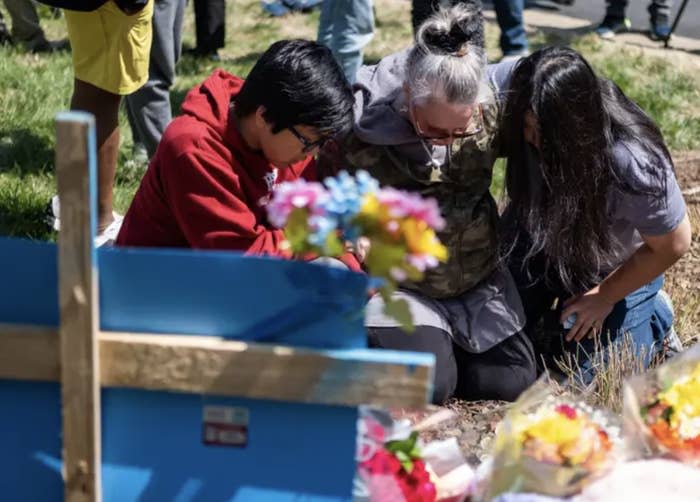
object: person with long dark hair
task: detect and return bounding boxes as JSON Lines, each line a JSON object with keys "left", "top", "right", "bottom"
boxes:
{"left": 502, "top": 46, "right": 691, "bottom": 379}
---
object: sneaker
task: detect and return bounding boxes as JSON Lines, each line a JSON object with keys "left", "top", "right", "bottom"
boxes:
{"left": 595, "top": 17, "right": 631, "bottom": 39}
{"left": 45, "top": 194, "right": 123, "bottom": 247}
{"left": 132, "top": 142, "right": 149, "bottom": 165}
{"left": 649, "top": 21, "right": 672, "bottom": 41}
{"left": 30, "top": 38, "right": 69, "bottom": 54}
{"left": 658, "top": 289, "right": 684, "bottom": 356}
{"left": 94, "top": 214, "right": 123, "bottom": 248}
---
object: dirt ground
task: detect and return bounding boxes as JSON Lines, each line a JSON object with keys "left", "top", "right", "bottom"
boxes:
{"left": 399, "top": 154, "right": 700, "bottom": 463}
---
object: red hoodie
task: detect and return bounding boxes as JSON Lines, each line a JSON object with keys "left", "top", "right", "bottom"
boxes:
{"left": 117, "top": 70, "right": 361, "bottom": 271}
{"left": 117, "top": 70, "right": 304, "bottom": 254}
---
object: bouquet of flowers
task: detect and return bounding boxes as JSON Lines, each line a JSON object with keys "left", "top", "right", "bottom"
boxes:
{"left": 623, "top": 344, "right": 700, "bottom": 465}
{"left": 485, "top": 382, "right": 618, "bottom": 499}
{"left": 355, "top": 407, "right": 474, "bottom": 502}
{"left": 266, "top": 170, "right": 448, "bottom": 329}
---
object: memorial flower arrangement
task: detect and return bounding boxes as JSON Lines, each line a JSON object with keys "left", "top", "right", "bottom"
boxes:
{"left": 266, "top": 170, "right": 448, "bottom": 329}
{"left": 625, "top": 346, "right": 700, "bottom": 466}
{"left": 486, "top": 384, "right": 617, "bottom": 499}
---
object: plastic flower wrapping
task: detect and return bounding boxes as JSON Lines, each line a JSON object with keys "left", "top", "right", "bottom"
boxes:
{"left": 266, "top": 170, "right": 448, "bottom": 329}
{"left": 355, "top": 407, "right": 475, "bottom": 502}
{"left": 623, "top": 343, "right": 700, "bottom": 466}
{"left": 484, "top": 381, "right": 619, "bottom": 500}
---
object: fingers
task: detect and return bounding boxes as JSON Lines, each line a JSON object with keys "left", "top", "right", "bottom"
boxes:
{"left": 566, "top": 318, "right": 602, "bottom": 343}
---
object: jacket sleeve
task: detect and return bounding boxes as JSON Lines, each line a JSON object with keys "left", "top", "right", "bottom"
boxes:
{"left": 164, "top": 149, "right": 291, "bottom": 257}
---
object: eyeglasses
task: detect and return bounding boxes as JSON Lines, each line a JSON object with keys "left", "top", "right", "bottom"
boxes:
{"left": 288, "top": 126, "right": 329, "bottom": 153}
{"left": 412, "top": 104, "right": 483, "bottom": 141}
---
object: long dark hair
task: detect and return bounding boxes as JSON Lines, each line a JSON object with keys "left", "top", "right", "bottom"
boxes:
{"left": 503, "top": 46, "right": 672, "bottom": 294}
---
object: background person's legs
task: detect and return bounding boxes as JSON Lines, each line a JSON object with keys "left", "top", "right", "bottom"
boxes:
{"left": 70, "top": 79, "right": 122, "bottom": 232}
{"left": 192, "top": 0, "right": 224, "bottom": 56}
{"left": 648, "top": 0, "right": 672, "bottom": 39}
{"left": 317, "top": 0, "right": 374, "bottom": 84}
{"left": 493, "top": 0, "right": 528, "bottom": 58}
{"left": 126, "top": 0, "right": 185, "bottom": 159}
{"left": 1, "top": 0, "right": 54, "bottom": 51}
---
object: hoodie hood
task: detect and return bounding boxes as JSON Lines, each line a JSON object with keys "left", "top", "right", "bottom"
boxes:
{"left": 180, "top": 69, "right": 244, "bottom": 141}
{"left": 353, "top": 49, "right": 417, "bottom": 146}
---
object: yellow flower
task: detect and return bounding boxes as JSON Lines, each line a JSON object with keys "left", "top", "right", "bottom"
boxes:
{"left": 400, "top": 219, "right": 448, "bottom": 261}
{"left": 521, "top": 412, "right": 584, "bottom": 446}
{"left": 659, "top": 363, "right": 700, "bottom": 439}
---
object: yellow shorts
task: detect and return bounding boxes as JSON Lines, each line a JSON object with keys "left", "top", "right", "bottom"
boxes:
{"left": 64, "top": 0, "right": 154, "bottom": 95}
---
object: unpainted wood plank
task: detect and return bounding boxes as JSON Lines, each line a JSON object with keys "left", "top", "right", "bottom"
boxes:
{"left": 100, "top": 332, "right": 433, "bottom": 408}
{"left": 56, "top": 112, "right": 101, "bottom": 502}
{"left": 0, "top": 326, "right": 433, "bottom": 408}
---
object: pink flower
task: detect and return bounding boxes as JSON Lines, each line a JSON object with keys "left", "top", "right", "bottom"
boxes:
{"left": 555, "top": 404, "right": 578, "bottom": 420}
{"left": 406, "top": 254, "right": 439, "bottom": 272}
{"left": 376, "top": 188, "right": 445, "bottom": 231}
{"left": 266, "top": 179, "right": 328, "bottom": 228}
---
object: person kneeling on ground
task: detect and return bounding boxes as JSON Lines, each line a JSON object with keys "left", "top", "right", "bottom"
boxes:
{"left": 116, "top": 39, "right": 358, "bottom": 270}
{"left": 501, "top": 47, "right": 692, "bottom": 383}
{"left": 318, "top": 5, "right": 538, "bottom": 405}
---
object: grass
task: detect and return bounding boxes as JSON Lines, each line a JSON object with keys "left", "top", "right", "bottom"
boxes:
{"left": 1, "top": 0, "right": 699, "bottom": 239}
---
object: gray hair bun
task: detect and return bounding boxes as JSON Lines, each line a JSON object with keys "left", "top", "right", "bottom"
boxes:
{"left": 417, "top": 1, "right": 485, "bottom": 56}
{"left": 407, "top": 3, "right": 487, "bottom": 104}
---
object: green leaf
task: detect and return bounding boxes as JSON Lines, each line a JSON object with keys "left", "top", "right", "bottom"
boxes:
{"left": 323, "top": 232, "right": 344, "bottom": 256}
{"left": 384, "top": 296, "right": 415, "bottom": 333}
{"left": 285, "top": 208, "right": 312, "bottom": 252}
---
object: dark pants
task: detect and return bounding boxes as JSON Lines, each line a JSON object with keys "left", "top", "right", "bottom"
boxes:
{"left": 605, "top": 0, "right": 671, "bottom": 24}
{"left": 193, "top": 0, "right": 224, "bottom": 52}
{"left": 368, "top": 326, "right": 536, "bottom": 405}
{"left": 493, "top": 0, "right": 528, "bottom": 55}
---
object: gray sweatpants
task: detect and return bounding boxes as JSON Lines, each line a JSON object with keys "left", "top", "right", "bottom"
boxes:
{"left": 125, "top": 0, "right": 185, "bottom": 159}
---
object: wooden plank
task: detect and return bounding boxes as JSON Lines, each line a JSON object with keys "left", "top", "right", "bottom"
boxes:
{"left": 0, "top": 326, "right": 433, "bottom": 407}
{"left": 0, "top": 324, "right": 59, "bottom": 381}
{"left": 56, "top": 112, "right": 101, "bottom": 502}
{"left": 100, "top": 332, "right": 433, "bottom": 408}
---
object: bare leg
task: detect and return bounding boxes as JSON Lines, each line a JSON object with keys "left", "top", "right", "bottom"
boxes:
{"left": 70, "top": 78, "right": 122, "bottom": 232}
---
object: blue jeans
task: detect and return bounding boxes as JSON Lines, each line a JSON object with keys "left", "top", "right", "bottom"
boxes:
{"left": 317, "top": 0, "right": 374, "bottom": 84}
{"left": 561, "top": 275, "right": 672, "bottom": 383}
{"left": 605, "top": 0, "right": 671, "bottom": 24}
{"left": 493, "top": 0, "right": 528, "bottom": 55}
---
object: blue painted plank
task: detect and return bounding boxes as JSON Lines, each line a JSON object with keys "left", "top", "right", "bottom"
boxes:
{"left": 0, "top": 237, "right": 59, "bottom": 326}
{"left": 0, "top": 383, "right": 359, "bottom": 502}
{"left": 101, "top": 388, "right": 358, "bottom": 501}
{"left": 98, "top": 247, "right": 369, "bottom": 349}
{"left": 0, "top": 380, "right": 63, "bottom": 501}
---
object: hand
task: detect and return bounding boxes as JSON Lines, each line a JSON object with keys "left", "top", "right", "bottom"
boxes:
{"left": 560, "top": 285, "right": 615, "bottom": 343}
{"left": 348, "top": 237, "right": 371, "bottom": 264}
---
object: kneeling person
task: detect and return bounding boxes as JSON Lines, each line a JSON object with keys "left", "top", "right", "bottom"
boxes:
{"left": 116, "top": 39, "right": 354, "bottom": 255}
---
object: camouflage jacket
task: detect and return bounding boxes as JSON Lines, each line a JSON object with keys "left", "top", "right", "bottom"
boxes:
{"left": 318, "top": 102, "right": 504, "bottom": 299}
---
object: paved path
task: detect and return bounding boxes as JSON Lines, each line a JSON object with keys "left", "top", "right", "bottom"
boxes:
{"left": 535, "top": 0, "right": 700, "bottom": 40}
{"left": 483, "top": 1, "right": 700, "bottom": 69}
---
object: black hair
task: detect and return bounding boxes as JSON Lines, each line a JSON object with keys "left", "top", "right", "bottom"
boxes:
{"left": 502, "top": 46, "right": 672, "bottom": 294}
{"left": 234, "top": 39, "right": 354, "bottom": 139}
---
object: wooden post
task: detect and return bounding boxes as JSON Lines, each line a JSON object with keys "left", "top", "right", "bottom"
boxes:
{"left": 56, "top": 112, "right": 101, "bottom": 502}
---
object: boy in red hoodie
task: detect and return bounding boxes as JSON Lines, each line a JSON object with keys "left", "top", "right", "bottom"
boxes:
{"left": 116, "top": 39, "right": 355, "bottom": 259}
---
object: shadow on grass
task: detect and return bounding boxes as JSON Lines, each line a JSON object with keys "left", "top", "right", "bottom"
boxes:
{"left": 0, "top": 128, "right": 53, "bottom": 175}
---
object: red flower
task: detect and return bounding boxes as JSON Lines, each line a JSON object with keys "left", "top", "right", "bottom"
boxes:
{"left": 555, "top": 404, "right": 578, "bottom": 420}
{"left": 361, "top": 450, "right": 437, "bottom": 502}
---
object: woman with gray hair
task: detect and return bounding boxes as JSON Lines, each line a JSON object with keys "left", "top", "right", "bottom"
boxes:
{"left": 319, "top": 3, "right": 536, "bottom": 404}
